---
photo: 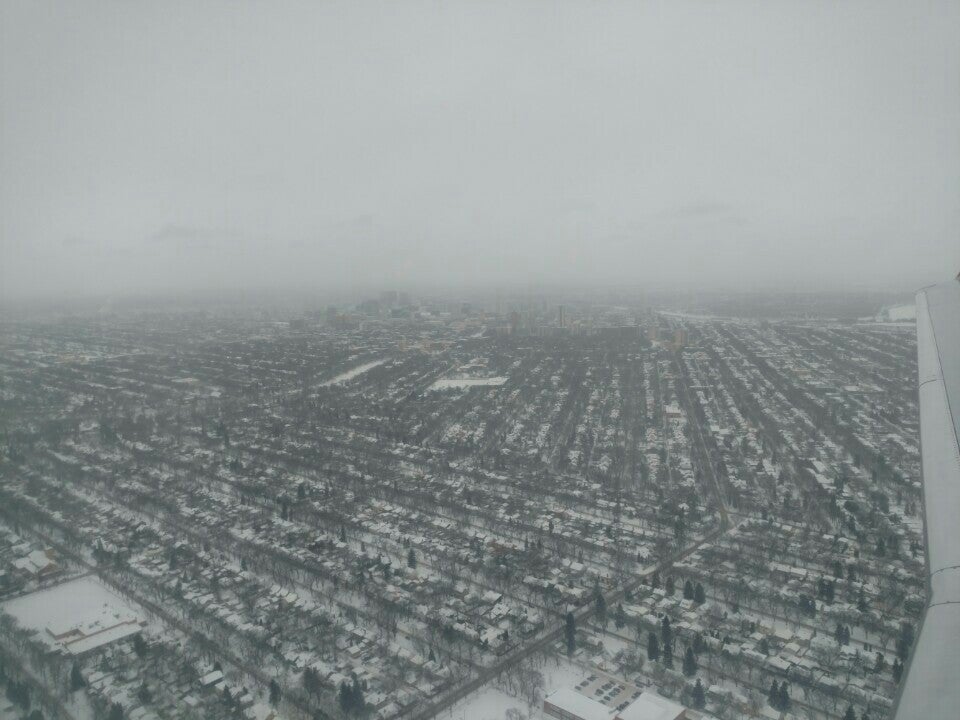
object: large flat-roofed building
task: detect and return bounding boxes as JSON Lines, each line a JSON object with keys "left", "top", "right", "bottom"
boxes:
{"left": 46, "top": 606, "right": 143, "bottom": 657}
{"left": 616, "top": 692, "right": 686, "bottom": 720}
{"left": 544, "top": 687, "right": 614, "bottom": 720}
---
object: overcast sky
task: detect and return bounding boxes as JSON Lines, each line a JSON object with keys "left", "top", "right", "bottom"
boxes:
{"left": 2, "top": 1, "right": 958, "bottom": 302}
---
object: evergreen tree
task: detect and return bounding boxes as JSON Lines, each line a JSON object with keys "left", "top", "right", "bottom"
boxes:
{"left": 767, "top": 681, "right": 780, "bottom": 709}
{"left": 873, "top": 652, "right": 885, "bottom": 674}
{"left": 307, "top": 667, "right": 318, "bottom": 694}
{"left": 339, "top": 682, "right": 352, "bottom": 713}
{"left": 661, "top": 616, "right": 673, "bottom": 650}
{"left": 835, "top": 622, "right": 850, "bottom": 645}
{"left": 896, "top": 623, "right": 914, "bottom": 662}
{"left": 694, "top": 582, "right": 706, "bottom": 604}
{"left": 339, "top": 526, "right": 347, "bottom": 543}
{"left": 692, "top": 679, "right": 706, "bottom": 709}
{"left": 407, "top": 548, "right": 417, "bottom": 569}
{"left": 682, "top": 646, "right": 697, "bottom": 676}
{"left": 565, "top": 612, "right": 576, "bottom": 656}
{"left": 674, "top": 514, "right": 686, "bottom": 542}
{"left": 647, "top": 632, "right": 660, "bottom": 662}
{"left": 595, "top": 591, "right": 607, "bottom": 627}
{"left": 70, "top": 663, "right": 85, "bottom": 691}
{"left": 268, "top": 679, "right": 281, "bottom": 706}
{"left": 892, "top": 659, "right": 903, "bottom": 684}
{"left": 692, "top": 632, "right": 705, "bottom": 654}
{"left": 350, "top": 678, "right": 365, "bottom": 713}
{"left": 428, "top": 647, "right": 435, "bottom": 662}
{"left": 108, "top": 703, "right": 124, "bottom": 720}
{"left": 777, "top": 682, "right": 789, "bottom": 711}
{"left": 650, "top": 571, "right": 661, "bottom": 589}
{"left": 683, "top": 580, "right": 694, "bottom": 600}
{"left": 133, "top": 633, "right": 147, "bottom": 658}
{"left": 666, "top": 576, "right": 675, "bottom": 595}
{"left": 842, "top": 705, "right": 856, "bottom": 720}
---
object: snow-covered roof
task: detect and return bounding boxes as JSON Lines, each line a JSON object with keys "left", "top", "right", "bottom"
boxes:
{"left": 544, "top": 687, "right": 613, "bottom": 720}
{"left": 616, "top": 691, "right": 686, "bottom": 720}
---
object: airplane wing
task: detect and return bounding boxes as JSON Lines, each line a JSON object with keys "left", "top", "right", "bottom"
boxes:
{"left": 894, "top": 277, "right": 960, "bottom": 718}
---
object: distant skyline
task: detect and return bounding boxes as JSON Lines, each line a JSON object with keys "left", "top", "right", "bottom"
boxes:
{"left": 2, "top": 1, "right": 958, "bottom": 302}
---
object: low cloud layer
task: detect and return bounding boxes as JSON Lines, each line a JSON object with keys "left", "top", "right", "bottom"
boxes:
{"left": 2, "top": 1, "right": 958, "bottom": 301}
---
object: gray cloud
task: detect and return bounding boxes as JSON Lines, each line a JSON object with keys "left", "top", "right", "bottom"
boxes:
{"left": 148, "top": 225, "right": 268, "bottom": 248}
{"left": 671, "top": 202, "right": 736, "bottom": 219}
{"left": 1, "top": 0, "right": 958, "bottom": 301}
{"left": 149, "top": 225, "right": 216, "bottom": 246}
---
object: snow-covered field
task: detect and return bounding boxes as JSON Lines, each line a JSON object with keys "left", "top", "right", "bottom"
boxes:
{"left": 2, "top": 575, "right": 143, "bottom": 649}
{"left": 429, "top": 376, "right": 508, "bottom": 391}
{"left": 319, "top": 359, "right": 386, "bottom": 386}
{"left": 440, "top": 685, "right": 526, "bottom": 720}
{"left": 443, "top": 656, "right": 585, "bottom": 720}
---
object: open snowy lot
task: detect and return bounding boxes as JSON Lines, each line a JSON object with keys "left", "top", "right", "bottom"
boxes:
{"left": 319, "top": 358, "right": 387, "bottom": 385}
{"left": 429, "top": 376, "right": 508, "bottom": 390}
{"left": 2, "top": 575, "right": 144, "bottom": 651}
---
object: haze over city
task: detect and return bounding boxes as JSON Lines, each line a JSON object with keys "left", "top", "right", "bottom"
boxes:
{"left": 2, "top": 0, "right": 958, "bottom": 303}
{"left": 2, "top": 4, "right": 960, "bottom": 720}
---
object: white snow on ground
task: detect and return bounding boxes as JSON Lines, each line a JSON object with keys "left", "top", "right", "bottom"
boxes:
{"left": 443, "top": 656, "right": 586, "bottom": 720}
{"left": 319, "top": 359, "right": 386, "bottom": 386}
{"left": 429, "top": 376, "right": 508, "bottom": 391}
{"left": 440, "top": 684, "right": 525, "bottom": 720}
{"left": 2, "top": 575, "right": 144, "bottom": 649}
